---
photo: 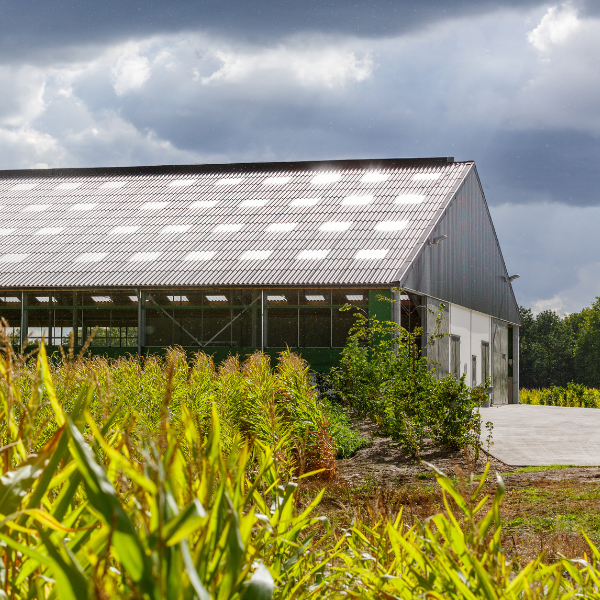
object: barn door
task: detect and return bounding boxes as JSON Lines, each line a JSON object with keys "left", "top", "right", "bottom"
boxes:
{"left": 492, "top": 319, "right": 508, "bottom": 404}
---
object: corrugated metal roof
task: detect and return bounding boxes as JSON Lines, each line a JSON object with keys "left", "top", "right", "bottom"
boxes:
{"left": 0, "top": 157, "right": 471, "bottom": 288}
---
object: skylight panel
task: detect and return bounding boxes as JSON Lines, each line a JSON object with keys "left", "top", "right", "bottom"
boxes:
{"left": 100, "top": 181, "right": 126, "bottom": 189}
{"left": 206, "top": 295, "right": 228, "bottom": 302}
{"left": 361, "top": 172, "right": 389, "bottom": 183}
{"left": 129, "top": 252, "right": 162, "bottom": 262}
{"left": 413, "top": 173, "right": 440, "bottom": 181}
{"left": 168, "top": 179, "right": 196, "bottom": 187}
{"left": 215, "top": 177, "right": 243, "bottom": 186}
{"left": 346, "top": 294, "right": 364, "bottom": 301}
{"left": 23, "top": 204, "right": 50, "bottom": 212}
{"left": 55, "top": 182, "right": 82, "bottom": 190}
{"left": 92, "top": 296, "right": 112, "bottom": 303}
{"left": 240, "top": 250, "right": 271, "bottom": 260}
{"left": 399, "top": 294, "right": 409, "bottom": 300}
{"left": 213, "top": 223, "right": 244, "bottom": 233}
{"left": 375, "top": 220, "right": 409, "bottom": 231}
{"left": 290, "top": 197, "right": 320, "bottom": 207}
{"left": 36, "top": 297, "right": 54, "bottom": 303}
{"left": 162, "top": 224, "right": 191, "bottom": 233}
{"left": 355, "top": 249, "right": 388, "bottom": 260}
{"left": 296, "top": 250, "right": 329, "bottom": 260}
{"left": 239, "top": 199, "right": 268, "bottom": 208}
{"left": 11, "top": 183, "right": 37, "bottom": 191}
{"left": 1, "top": 296, "right": 20, "bottom": 303}
{"left": 129, "top": 295, "right": 138, "bottom": 302}
{"left": 342, "top": 195, "right": 373, "bottom": 206}
{"left": 184, "top": 251, "right": 216, "bottom": 261}
{"left": 267, "top": 295, "right": 286, "bottom": 302}
{"left": 140, "top": 201, "right": 169, "bottom": 210}
{"left": 70, "top": 203, "right": 97, "bottom": 211}
{"left": 395, "top": 194, "right": 425, "bottom": 204}
{"left": 320, "top": 221, "right": 352, "bottom": 232}
{"left": 311, "top": 173, "right": 341, "bottom": 185}
{"left": 35, "top": 227, "right": 63, "bottom": 236}
{"left": 266, "top": 223, "right": 297, "bottom": 232}
{"left": 0, "top": 253, "right": 28, "bottom": 263}
{"left": 75, "top": 252, "right": 107, "bottom": 262}
{"left": 167, "top": 295, "right": 188, "bottom": 302}
{"left": 262, "top": 176, "right": 290, "bottom": 186}
{"left": 305, "top": 295, "right": 325, "bottom": 301}
{"left": 189, "top": 200, "right": 218, "bottom": 210}
{"left": 110, "top": 225, "right": 139, "bottom": 234}
{"left": 0, "top": 228, "right": 14, "bottom": 236}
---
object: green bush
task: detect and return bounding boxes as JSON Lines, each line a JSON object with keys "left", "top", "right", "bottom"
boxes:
{"left": 331, "top": 304, "right": 483, "bottom": 456}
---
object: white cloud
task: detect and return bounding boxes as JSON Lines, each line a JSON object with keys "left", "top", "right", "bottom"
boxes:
{"left": 111, "top": 48, "right": 151, "bottom": 95}
{"left": 528, "top": 4, "right": 580, "bottom": 52}
{"left": 201, "top": 44, "right": 373, "bottom": 88}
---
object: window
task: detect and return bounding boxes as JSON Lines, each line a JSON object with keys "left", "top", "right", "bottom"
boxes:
{"left": 451, "top": 335, "right": 460, "bottom": 380}
{"left": 472, "top": 355, "right": 477, "bottom": 387}
{"left": 482, "top": 342, "right": 490, "bottom": 386}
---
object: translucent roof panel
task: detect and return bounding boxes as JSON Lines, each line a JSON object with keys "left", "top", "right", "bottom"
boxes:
{"left": 0, "top": 158, "right": 471, "bottom": 287}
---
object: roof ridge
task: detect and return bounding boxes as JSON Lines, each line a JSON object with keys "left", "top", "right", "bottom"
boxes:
{"left": 0, "top": 157, "right": 468, "bottom": 179}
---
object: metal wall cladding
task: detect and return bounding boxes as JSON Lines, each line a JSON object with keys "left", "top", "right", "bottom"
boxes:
{"left": 422, "top": 297, "right": 450, "bottom": 379}
{"left": 0, "top": 158, "right": 469, "bottom": 289}
{"left": 400, "top": 167, "right": 521, "bottom": 325}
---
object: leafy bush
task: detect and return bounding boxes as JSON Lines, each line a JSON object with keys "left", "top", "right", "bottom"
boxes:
{"left": 321, "top": 399, "right": 371, "bottom": 458}
{"left": 331, "top": 305, "right": 484, "bottom": 456}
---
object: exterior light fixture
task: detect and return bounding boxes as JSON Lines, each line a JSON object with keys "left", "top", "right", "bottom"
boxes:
{"left": 429, "top": 234, "right": 447, "bottom": 245}
{"left": 505, "top": 274, "right": 520, "bottom": 283}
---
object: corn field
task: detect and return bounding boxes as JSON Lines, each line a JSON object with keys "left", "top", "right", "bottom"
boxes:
{"left": 3, "top": 344, "right": 600, "bottom": 597}
{"left": 520, "top": 383, "right": 600, "bottom": 408}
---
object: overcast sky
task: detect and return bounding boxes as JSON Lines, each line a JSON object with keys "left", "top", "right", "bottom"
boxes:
{"left": 1, "top": 0, "right": 599, "bottom": 314}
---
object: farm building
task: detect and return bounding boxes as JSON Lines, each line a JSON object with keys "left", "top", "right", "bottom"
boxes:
{"left": 0, "top": 157, "right": 520, "bottom": 404}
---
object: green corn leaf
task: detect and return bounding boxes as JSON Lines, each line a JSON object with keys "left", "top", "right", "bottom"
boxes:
{"left": 0, "top": 425, "right": 63, "bottom": 516}
{"left": 66, "top": 417, "right": 159, "bottom": 600}
{"left": 38, "top": 343, "right": 65, "bottom": 427}
{"left": 241, "top": 565, "right": 274, "bottom": 600}
{"left": 38, "top": 527, "right": 90, "bottom": 600}
{"left": 165, "top": 498, "right": 207, "bottom": 547}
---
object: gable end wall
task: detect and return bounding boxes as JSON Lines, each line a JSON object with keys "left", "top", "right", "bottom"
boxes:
{"left": 400, "top": 168, "right": 520, "bottom": 325}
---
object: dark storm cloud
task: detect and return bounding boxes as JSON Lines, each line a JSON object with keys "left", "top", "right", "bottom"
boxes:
{"left": 0, "top": 0, "right": 547, "bottom": 60}
{"left": 476, "top": 131, "right": 600, "bottom": 207}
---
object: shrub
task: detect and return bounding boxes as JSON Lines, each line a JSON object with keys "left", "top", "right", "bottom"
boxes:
{"left": 331, "top": 304, "right": 483, "bottom": 456}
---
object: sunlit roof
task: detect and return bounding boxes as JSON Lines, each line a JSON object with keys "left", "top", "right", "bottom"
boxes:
{"left": 296, "top": 250, "right": 329, "bottom": 260}
{"left": 215, "top": 177, "right": 243, "bottom": 186}
{"left": 266, "top": 222, "right": 297, "bottom": 232}
{"left": 320, "top": 221, "right": 352, "bottom": 232}
{"left": 110, "top": 225, "right": 139, "bottom": 234}
{"left": 240, "top": 199, "right": 268, "bottom": 208}
{"left": 23, "top": 204, "right": 49, "bottom": 212}
{"left": 35, "top": 227, "right": 63, "bottom": 236}
{"left": 100, "top": 181, "right": 126, "bottom": 189}
{"left": 0, "top": 254, "right": 28, "bottom": 263}
{"left": 129, "top": 252, "right": 162, "bottom": 262}
{"left": 0, "top": 228, "right": 14, "bottom": 236}
{"left": 361, "top": 172, "right": 389, "bottom": 183}
{"left": 11, "top": 183, "right": 37, "bottom": 191}
{"left": 75, "top": 252, "right": 107, "bottom": 262}
{"left": 342, "top": 195, "right": 372, "bottom": 206}
{"left": 262, "top": 176, "right": 290, "bottom": 185}
{"left": 140, "top": 201, "right": 169, "bottom": 210}
{"left": 162, "top": 224, "right": 191, "bottom": 233}
{"left": 355, "top": 249, "right": 388, "bottom": 260}
{"left": 395, "top": 194, "right": 425, "bottom": 204}
{"left": 311, "top": 173, "right": 340, "bottom": 185}
{"left": 240, "top": 250, "right": 271, "bottom": 260}
{"left": 168, "top": 179, "right": 196, "bottom": 187}
{"left": 70, "top": 203, "right": 97, "bottom": 211}
{"left": 190, "top": 200, "right": 218, "bottom": 209}
{"left": 55, "top": 182, "right": 82, "bottom": 190}
{"left": 290, "top": 197, "right": 320, "bottom": 207}
{"left": 375, "top": 220, "right": 409, "bottom": 231}
{"left": 413, "top": 173, "right": 440, "bottom": 181}
{"left": 214, "top": 223, "right": 244, "bottom": 233}
{"left": 184, "top": 251, "right": 216, "bottom": 261}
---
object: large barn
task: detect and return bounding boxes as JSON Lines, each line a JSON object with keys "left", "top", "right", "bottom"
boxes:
{"left": 0, "top": 157, "right": 520, "bottom": 404}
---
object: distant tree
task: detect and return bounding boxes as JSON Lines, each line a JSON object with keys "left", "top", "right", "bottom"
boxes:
{"left": 574, "top": 299, "right": 600, "bottom": 387}
{"left": 519, "top": 306, "right": 576, "bottom": 388}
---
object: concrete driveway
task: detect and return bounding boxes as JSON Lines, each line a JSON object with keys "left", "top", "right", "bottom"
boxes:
{"left": 479, "top": 405, "right": 600, "bottom": 467}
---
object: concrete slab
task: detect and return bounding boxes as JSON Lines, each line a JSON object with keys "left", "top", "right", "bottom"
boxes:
{"left": 479, "top": 405, "right": 600, "bottom": 466}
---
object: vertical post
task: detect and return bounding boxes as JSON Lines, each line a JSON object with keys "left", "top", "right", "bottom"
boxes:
{"left": 261, "top": 289, "right": 265, "bottom": 352}
{"left": 136, "top": 288, "right": 142, "bottom": 359}
{"left": 20, "top": 291, "right": 28, "bottom": 351}
{"left": 512, "top": 325, "right": 520, "bottom": 403}
{"left": 72, "top": 291, "right": 78, "bottom": 346}
{"left": 48, "top": 294, "right": 53, "bottom": 347}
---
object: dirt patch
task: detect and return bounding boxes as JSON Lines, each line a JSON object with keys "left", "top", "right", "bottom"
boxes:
{"left": 335, "top": 417, "right": 506, "bottom": 486}
{"left": 335, "top": 417, "right": 600, "bottom": 488}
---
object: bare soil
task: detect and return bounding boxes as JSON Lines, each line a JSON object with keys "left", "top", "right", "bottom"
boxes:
{"left": 300, "top": 417, "right": 600, "bottom": 562}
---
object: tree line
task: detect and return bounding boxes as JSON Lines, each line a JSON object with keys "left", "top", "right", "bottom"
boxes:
{"left": 520, "top": 298, "right": 600, "bottom": 388}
